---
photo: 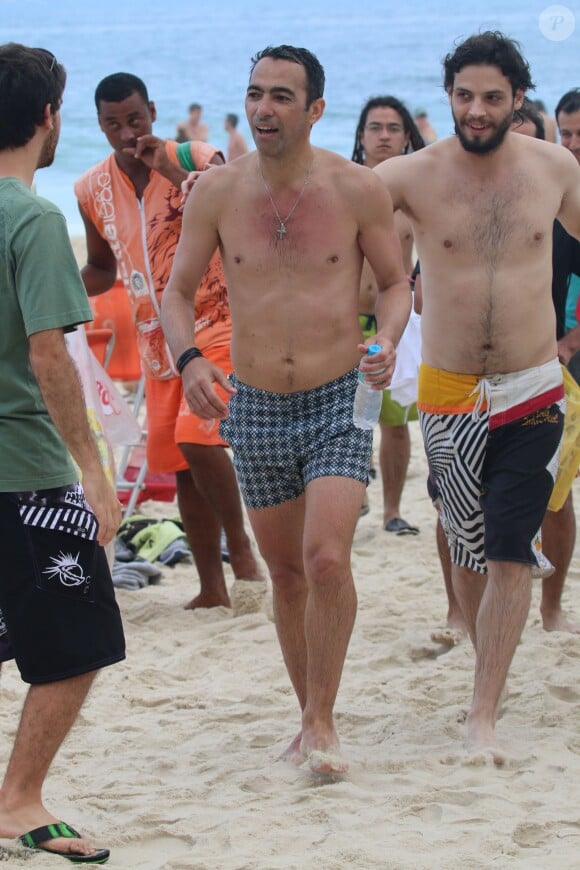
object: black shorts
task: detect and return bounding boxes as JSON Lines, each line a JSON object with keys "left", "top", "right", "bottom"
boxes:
{"left": 0, "top": 483, "right": 125, "bottom": 684}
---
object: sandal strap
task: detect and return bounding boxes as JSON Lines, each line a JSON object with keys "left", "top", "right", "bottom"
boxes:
{"left": 19, "top": 822, "right": 80, "bottom": 848}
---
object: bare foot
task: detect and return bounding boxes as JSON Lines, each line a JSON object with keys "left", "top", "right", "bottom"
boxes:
{"left": 227, "top": 543, "right": 265, "bottom": 584}
{"left": 465, "top": 716, "right": 506, "bottom": 766}
{"left": 184, "top": 591, "right": 231, "bottom": 610}
{"left": 541, "top": 608, "right": 580, "bottom": 634}
{"left": 300, "top": 728, "right": 348, "bottom": 774}
{"left": 278, "top": 733, "right": 305, "bottom": 766}
{"left": 430, "top": 626, "right": 466, "bottom": 647}
{"left": 432, "top": 608, "right": 468, "bottom": 645}
{"left": 0, "top": 803, "right": 99, "bottom": 859}
{"left": 305, "top": 748, "right": 348, "bottom": 775}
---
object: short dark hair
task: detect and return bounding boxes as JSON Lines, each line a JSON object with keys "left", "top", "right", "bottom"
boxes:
{"left": 250, "top": 45, "right": 325, "bottom": 108}
{"left": 226, "top": 113, "right": 238, "bottom": 127}
{"left": 443, "top": 31, "right": 534, "bottom": 96}
{"left": 351, "top": 95, "right": 425, "bottom": 164}
{"left": 0, "top": 42, "right": 66, "bottom": 149}
{"left": 95, "top": 73, "right": 149, "bottom": 112}
{"left": 514, "top": 96, "right": 545, "bottom": 139}
{"left": 188, "top": 102, "right": 201, "bottom": 112}
{"left": 555, "top": 87, "right": 580, "bottom": 119}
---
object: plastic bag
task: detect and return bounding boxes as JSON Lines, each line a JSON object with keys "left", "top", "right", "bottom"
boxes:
{"left": 66, "top": 328, "right": 141, "bottom": 483}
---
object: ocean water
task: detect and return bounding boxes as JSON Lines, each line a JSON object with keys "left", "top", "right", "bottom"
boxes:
{"left": 2, "top": 0, "right": 579, "bottom": 235}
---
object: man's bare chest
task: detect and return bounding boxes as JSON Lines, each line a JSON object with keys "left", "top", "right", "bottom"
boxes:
{"left": 409, "top": 173, "right": 553, "bottom": 261}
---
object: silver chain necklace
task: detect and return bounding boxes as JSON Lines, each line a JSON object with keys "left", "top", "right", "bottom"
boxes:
{"left": 258, "top": 159, "right": 313, "bottom": 241}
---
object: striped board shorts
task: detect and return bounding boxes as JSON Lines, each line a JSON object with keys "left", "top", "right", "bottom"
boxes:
{"left": 0, "top": 482, "right": 125, "bottom": 683}
{"left": 418, "top": 359, "right": 564, "bottom": 574}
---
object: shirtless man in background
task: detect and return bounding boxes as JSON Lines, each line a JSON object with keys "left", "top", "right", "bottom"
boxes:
{"left": 224, "top": 112, "right": 250, "bottom": 161}
{"left": 162, "top": 45, "right": 411, "bottom": 773}
{"left": 176, "top": 102, "right": 208, "bottom": 143}
{"left": 375, "top": 31, "right": 580, "bottom": 762}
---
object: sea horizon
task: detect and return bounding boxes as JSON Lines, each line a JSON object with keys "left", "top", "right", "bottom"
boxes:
{"left": 2, "top": 0, "right": 578, "bottom": 234}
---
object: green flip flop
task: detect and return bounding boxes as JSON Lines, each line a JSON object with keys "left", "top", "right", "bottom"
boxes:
{"left": 19, "top": 822, "right": 110, "bottom": 864}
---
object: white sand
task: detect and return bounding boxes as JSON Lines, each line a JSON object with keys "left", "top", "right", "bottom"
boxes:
{"left": 1, "top": 422, "right": 579, "bottom": 868}
{"left": 70, "top": 234, "right": 87, "bottom": 267}
{"left": 2, "top": 237, "right": 579, "bottom": 867}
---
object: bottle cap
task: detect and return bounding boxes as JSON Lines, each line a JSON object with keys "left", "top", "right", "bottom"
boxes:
{"left": 367, "top": 344, "right": 382, "bottom": 356}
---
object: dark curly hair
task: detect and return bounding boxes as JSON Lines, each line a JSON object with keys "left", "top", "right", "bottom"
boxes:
{"left": 555, "top": 87, "right": 580, "bottom": 118}
{"left": 0, "top": 42, "right": 66, "bottom": 149}
{"left": 443, "top": 31, "right": 534, "bottom": 96}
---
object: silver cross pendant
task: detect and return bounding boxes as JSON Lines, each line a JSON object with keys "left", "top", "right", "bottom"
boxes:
{"left": 276, "top": 223, "right": 287, "bottom": 240}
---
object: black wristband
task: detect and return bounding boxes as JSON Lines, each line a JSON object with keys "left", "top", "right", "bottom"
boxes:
{"left": 176, "top": 346, "right": 204, "bottom": 374}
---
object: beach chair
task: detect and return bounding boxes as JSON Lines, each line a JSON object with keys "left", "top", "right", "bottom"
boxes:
{"left": 85, "top": 326, "right": 115, "bottom": 370}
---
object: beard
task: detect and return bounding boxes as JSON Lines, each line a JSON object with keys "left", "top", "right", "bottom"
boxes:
{"left": 37, "top": 125, "right": 59, "bottom": 169}
{"left": 453, "top": 108, "right": 514, "bottom": 155}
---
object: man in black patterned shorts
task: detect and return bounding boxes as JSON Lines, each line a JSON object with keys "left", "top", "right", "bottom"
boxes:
{"left": 162, "top": 45, "right": 410, "bottom": 774}
{"left": 0, "top": 43, "right": 125, "bottom": 863}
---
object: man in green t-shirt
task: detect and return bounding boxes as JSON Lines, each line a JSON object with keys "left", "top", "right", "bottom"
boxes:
{"left": 0, "top": 42, "right": 125, "bottom": 864}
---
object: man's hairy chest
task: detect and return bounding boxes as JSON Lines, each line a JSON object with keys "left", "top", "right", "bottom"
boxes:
{"left": 409, "top": 170, "right": 553, "bottom": 267}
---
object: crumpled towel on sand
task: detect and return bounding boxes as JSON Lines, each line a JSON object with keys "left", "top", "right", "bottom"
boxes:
{"left": 111, "top": 559, "right": 162, "bottom": 591}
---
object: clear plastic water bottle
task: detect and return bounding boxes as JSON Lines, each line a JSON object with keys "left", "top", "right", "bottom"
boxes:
{"left": 353, "top": 344, "right": 383, "bottom": 430}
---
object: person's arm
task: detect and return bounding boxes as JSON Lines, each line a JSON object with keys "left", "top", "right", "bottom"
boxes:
{"left": 573, "top": 237, "right": 580, "bottom": 278}
{"left": 161, "top": 168, "right": 235, "bottom": 419}
{"left": 179, "top": 154, "right": 224, "bottom": 211}
{"left": 130, "top": 136, "right": 226, "bottom": 188}
{"left": 373, "top": 153, "right": 408, "bottom": 213}
{"left": 28, "top": 328, "right": 121, "bottom": 545}
{"left": 555, "top": 157, "right": 580, "bottom": 366}
{"left": 556, "top": 148, "right": 580, "bottom": 241}
{"left": 131, "top": 134, "right": 189, "bottom": 189}
{"left": 558, "top": 324, "right": 580, "bottom": 364}
{"left": 356, "top": 170, "right": 412, "bottom": 387}
{"left": 77, "top": 203, "right": 117, "bottom": 297}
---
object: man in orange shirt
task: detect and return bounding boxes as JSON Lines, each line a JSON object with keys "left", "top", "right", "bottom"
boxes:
{"left": 75, "top": 73, "right": 264, "bottom": 612}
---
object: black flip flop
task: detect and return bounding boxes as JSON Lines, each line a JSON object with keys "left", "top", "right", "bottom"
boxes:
{"left": 19, "top": 822, "right": 110, "bottom": 864}
{"left": 384, "top": 517, "right": 420, "bottom": 536}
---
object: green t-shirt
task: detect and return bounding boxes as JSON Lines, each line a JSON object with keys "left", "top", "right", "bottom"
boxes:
{"left": 0, "top": 178, "right": 93, "bottom": 491}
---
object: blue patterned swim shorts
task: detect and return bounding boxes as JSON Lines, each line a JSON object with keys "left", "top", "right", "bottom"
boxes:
{"left": 220, "top": 368, "right": 373, "bottom": 509}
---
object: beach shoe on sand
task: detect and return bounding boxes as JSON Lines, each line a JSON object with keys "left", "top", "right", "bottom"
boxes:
{"left": 19, "top": 822, "right": 109, "bottom": 863}
{"left": 384, "top": 517, "right": 420, "bottom": 536}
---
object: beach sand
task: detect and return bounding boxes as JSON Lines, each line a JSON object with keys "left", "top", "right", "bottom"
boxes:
{"left": 1, "top": 239, "right": 579, "bottom": 868}
{"left": 1, "top": 428, "right": 579, "bottom": 869}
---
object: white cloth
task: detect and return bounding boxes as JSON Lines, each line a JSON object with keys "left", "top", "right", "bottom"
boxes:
{"left": 389, "top": 310, "right": 421, "bottom": 407}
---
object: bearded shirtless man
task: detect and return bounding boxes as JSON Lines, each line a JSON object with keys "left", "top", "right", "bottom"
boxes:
{"left": 161, "top": 45, "right": 411, "bottom": 774}
{"left": 375, "top": 32, "right": 580, "bottom": 762}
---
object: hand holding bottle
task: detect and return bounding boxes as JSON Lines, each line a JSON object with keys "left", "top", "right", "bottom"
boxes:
{"left": 353, "top": 344, "right": 384, "bottom": 429}
{"left": 356, "top": 339, "right": 395, "bottom": 388}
